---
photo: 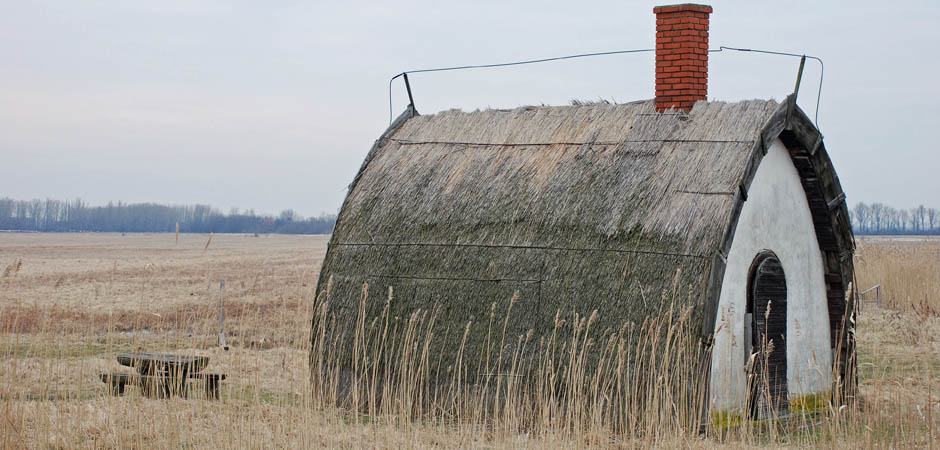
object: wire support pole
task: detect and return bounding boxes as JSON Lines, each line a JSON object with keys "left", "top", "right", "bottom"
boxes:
{"left": 402, "top": 72, "right": 414, "bottom": 110}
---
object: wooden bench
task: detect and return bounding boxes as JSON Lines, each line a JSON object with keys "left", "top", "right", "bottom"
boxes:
{"left": 99, "top": 352, "right": 226, "bottom": 399}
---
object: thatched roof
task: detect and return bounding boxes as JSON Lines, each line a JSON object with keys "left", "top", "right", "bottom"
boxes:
{"left": 316, "top": 96, "right": 854, "bottom": 376}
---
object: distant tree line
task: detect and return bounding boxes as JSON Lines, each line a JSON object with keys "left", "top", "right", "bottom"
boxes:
{"left": 850, "top": 202, "right": 940, "bottom": 235}
{"left": 0, "top": 198, "right": 335, "bottom": 235}
{"left": 4, "top": 197, "right": 935, "bottom": 236}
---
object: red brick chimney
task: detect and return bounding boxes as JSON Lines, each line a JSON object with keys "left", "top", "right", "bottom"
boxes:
{"left": 654, "top": 4, "right": 712, "bottom": 112}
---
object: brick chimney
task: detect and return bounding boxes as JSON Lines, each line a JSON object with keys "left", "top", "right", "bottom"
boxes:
{"left": 654, "top": 4, "right": 712, "bottom": 112}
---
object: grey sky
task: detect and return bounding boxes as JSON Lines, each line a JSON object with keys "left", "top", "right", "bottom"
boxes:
{"left": 1, "top": 1, "right": 937, "bottom": 217}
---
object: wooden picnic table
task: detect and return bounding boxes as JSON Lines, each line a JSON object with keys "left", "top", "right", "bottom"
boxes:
{"left": 114, "top": 352, "right": 217, "bottom": 398}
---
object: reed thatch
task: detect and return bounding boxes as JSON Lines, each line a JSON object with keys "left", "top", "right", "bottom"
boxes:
{"left": 314, "top": 95, "right": 855, "bottom": 391}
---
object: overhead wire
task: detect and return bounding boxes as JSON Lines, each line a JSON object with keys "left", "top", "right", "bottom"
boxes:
{"left": 713, "top": 46, "right": 824, "bottom": 129}
{"left": 388, "top": 46, "right": 825, "bottom": 130}
{"left": 388, "top": 48, "right": 655, "bottom": 123}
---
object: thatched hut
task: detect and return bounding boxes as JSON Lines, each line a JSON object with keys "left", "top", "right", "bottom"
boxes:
{"left": 314, "top": 4, "right": 855, "bottom": 424}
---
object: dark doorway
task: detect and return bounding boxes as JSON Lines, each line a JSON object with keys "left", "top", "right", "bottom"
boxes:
{"left": 746, "top": 251, "right": 788, "bottom": 419}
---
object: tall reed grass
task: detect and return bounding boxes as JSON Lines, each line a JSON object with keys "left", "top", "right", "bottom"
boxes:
{"left": 310, "top": 282, "right": 710, "bottom": 444}
{"left": 855, "top": 237, "right": 940, "bottom": 310}
{"left": 0, "top": 234, "right": 936, "bottom": 448}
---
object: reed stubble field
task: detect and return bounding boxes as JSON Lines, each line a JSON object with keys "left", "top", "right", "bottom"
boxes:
{"left": 0, "top": 233, "right": 937, "bottom": 448}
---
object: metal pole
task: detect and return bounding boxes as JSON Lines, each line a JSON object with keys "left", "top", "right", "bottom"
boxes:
{"left": 793, "top": 55, "right": 806, "bottom": 100}
{"left": 403, "top": 72, "right": 415, "bottom": 110}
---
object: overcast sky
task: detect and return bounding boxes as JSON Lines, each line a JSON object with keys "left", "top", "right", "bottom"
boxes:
{"left": 1, "top": 1, "right": 937, "bottom": 217}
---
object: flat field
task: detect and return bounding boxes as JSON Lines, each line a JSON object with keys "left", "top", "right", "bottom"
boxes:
{"left": 0, "top": 233, "right": 937, "bottom": 448}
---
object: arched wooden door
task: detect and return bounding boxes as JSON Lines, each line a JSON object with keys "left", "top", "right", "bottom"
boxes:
{"left": 746, "top": 251, "right": 788, "bottom": 419}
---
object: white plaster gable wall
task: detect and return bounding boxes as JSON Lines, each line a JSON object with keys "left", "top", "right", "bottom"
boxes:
{"left": 709, "top": 139, "right": 832, "bottom": 413}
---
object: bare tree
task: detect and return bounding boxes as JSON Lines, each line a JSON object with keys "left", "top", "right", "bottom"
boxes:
{"left": 852, "top": 202, "right": 871, "bottom": 233}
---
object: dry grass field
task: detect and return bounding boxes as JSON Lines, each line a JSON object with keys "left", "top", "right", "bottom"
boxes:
{"left": 0, "top": 233, "right": 937, "bottom": 448}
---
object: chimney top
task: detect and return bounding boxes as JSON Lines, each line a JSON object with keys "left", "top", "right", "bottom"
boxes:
{"left": 652, "top": 4, "right": 712, "bottom": 14}
{"left": 654, "top": 4, "right": 712, "bottom": 112}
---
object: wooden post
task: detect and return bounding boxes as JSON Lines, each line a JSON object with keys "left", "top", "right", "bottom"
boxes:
{"left": 218, "top": 281, "right": 228, "bottom": 350}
